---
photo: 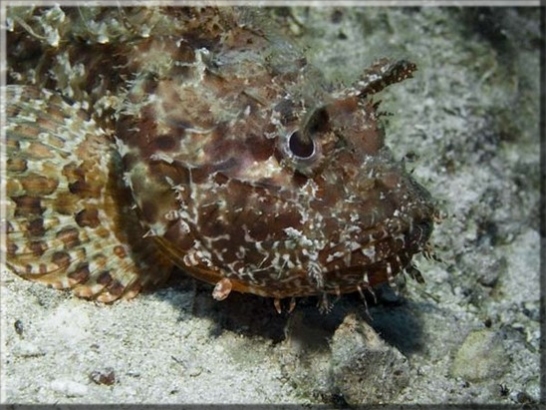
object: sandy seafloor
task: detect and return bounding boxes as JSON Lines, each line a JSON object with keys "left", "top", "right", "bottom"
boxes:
{"left": 0, "top": 5, "right": 542, "bottom": 407}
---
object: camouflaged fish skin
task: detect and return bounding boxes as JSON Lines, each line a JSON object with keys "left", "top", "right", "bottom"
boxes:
{"left": 3, "top": 7, "right": 435, "bottom": 308}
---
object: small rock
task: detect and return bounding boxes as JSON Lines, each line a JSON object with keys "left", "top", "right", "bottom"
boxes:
{"left": 450, "top": 329, "right": 510, "bottom": 382}
{"left": 477, "top": 254, "right": 507, "bottom": 287}
{"left": 461, "top": 247, "right": 507, "bottom": 287}
{"left": 188, "top": 366, "right": 202, "bottom": 377}
{"left": 14, "top": 319, "right": 24, "bottom": 337}
{"left": 50, "top": 379, "right": 88, "bottom": 397}
{"left": 329, "top": 314, "right": 410, "bottom": 404}
{"left": 13, "top": 341, "right": 46, "bottom": 358}
{"left": 511, "top": 390, "right": 535, "bottom": 404}
{"left": 89, "top": 367, "right": 116, "bottom": 385}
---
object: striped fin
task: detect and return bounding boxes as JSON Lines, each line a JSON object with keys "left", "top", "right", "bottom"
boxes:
{"left": 2, "top": 85, "right": 173, "bottom": 302}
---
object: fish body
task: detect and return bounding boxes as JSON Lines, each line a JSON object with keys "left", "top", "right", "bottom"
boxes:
{"left": 3, "top": 7, "right": 434, "bottom": 309}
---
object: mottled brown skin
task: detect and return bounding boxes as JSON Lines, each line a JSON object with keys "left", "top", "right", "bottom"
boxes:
{"left": 3, "top": 7, "right": 434, "bottom": 309}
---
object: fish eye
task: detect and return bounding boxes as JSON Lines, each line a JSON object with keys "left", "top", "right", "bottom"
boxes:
{"left": 276, "top": 107, "right": 327, "bottom": 176}
{"left": 288, "top": 130, "right": 315, "bottom": 159}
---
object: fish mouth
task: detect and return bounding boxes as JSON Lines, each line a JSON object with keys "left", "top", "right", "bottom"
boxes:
{"left": 241, "top": 216, "right": 434, "bottom": 300}
{"left": 316, "top": 217, "right": 434, "bottom": 294}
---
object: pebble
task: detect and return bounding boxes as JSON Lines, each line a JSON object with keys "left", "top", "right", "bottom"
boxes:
{"left": 330, "top": 314, "right": 410, "bottom": 404}
{"left": 50, "top": 379, "right": 88, "bottom": 397}
{"left": 188, "top": 366, "right": 203, "bottom": 377}
{"left": 13, "top": 341, "right": 46, "bottom": 358}
{"left": 450, "top": 329, "right": 510, "bottom": 382}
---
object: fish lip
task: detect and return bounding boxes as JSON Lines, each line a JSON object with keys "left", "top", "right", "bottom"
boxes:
{"left": 317, "top": 218, "right": 433, "bottom": 293}
{"left": 321, "top": 217, "right": 434, "bottom": 272}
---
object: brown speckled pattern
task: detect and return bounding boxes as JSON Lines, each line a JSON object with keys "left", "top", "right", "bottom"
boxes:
{"left": 3, "top": 7, "right": 435, "bottom": 310}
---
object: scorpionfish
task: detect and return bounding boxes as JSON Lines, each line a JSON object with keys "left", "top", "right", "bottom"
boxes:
{"left": 3, "top": 7, "right": 435, "bottom": 311}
